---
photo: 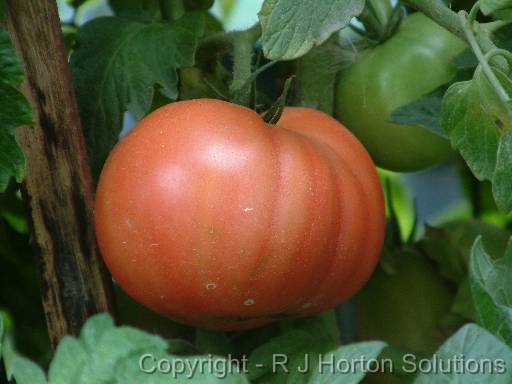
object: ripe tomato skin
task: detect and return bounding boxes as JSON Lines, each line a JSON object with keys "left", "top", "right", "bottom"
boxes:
{"left": 336, "top": 13, "right": 466, "bottom": 172}
{"left": 95, "top": 99, "right": 385, "bottom": 330}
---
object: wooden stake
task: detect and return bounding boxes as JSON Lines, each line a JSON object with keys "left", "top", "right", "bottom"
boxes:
{"left": 5, "top": 0, "right": 116, "bottom": 347}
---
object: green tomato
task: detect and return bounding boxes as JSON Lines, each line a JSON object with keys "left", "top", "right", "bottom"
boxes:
{"left": 335, "top": 13, "right": 466, "bottom": 172}
{"left": 355, "top": 249, "right": 455, "bottom": 355}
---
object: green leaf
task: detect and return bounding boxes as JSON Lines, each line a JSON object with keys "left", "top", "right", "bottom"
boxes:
{"left": 108, "top": 0, "right": 159, "bottom": 21}
{"left": 442, "top": 79, "right": 499, "bottom": 181}
{"left": 493, "top": 130, "right": 512, "bottom": 211}
{"left": 9, "top": 357, "right": 47, "bottom": 384}
{"left": 390, "top": 85, "right": 448, "bottom": 139}
{"left": 294, "top": 37, "right": 353, "bottom": 114}
{"left": 451, "top": 279, "right": 475, "bottom": 320}
{"left": 263, "top": 75, "right": 294, "bottom": 124}
{"left": 0, "top": 126, "right": 25, "bottom": 190}
{"left": 0, "top": 27, "right": 32, "bottom": 191}
{"left": 248, "top": 318, "right": 339, "bottom": 384}
{"left": 279, "top": 311, "right": 340, "bottom": 346}
{"left": 247, "top": 330, "right": 315, "bottom": 382}
{"left": 308, "top": 341, "right": 387, "bottom": 384}
{"left": 0, "top": 28, "right": 24, "bottom": 87}
{"left": 70, "top": 12, "right": 204, "bottom": 177}
{"left": 469, "top": 237, "right": 512, "bottom": 347}
{"left": 78, "top": 312, "right": 115, "bottom": 353}
{"left": 76, "top": 326, "right": 168, "bottom": 382}
{"left": 442, "top": 68, "right": 512, "bottom": 212}
{"left": 452, "top": 48, "right": 478, "bottom": 69}
{"left": 259, "top": 0, "right": 364, "bottom": 60}
{"left": 48, "top": 337, "right": 88, "bottom": 384}
{"left": 2, "top": 332, "right": 47, "bottom": 384}
{"left": 415, "top": 324, "right": 512, "bottom": 383}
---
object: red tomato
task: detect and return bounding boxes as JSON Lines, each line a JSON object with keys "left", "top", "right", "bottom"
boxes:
{"left": 95, "top": 99, "right": 385, "bottom": 330}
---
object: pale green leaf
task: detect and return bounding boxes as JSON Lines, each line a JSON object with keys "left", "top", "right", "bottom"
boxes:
{"left": 259, "top": 0, "right": 364, "bottom": 60}
{"left": 493, "top": 130, "right": 512, "bottom": 211}
{"left": 415, "top": 324, "right": 512, "bottom": 383}
{"left": 469, "top": 237, "right": 512, "bottom": 347}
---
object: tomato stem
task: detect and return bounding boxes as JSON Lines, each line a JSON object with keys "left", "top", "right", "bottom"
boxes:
{"left": 460, "top": 11, "right": 512, "bottom": 108}
{"left": 263, "top": 75, "right": 294, "bottom": 124}
{"left": 403, "top": 0, "right": 466, "bottom": 41}
{"left": 404, "top": 0, "right": 507, "bottom": 71}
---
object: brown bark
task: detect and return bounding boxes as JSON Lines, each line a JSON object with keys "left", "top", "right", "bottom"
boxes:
{"left": 5, "top": 0, "right": 116, "bottom": 347}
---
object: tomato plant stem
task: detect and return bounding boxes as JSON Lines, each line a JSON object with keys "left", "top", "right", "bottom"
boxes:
{"left": 403, "top": 0, "right": 465, "bottom": 41}
{"left": 460, "top": 12, "right": 511, "bottom": 106}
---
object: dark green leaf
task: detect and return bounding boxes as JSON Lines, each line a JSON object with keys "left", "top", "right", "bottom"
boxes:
{"left": 452, "top": 48, "right": 478, "bottom": 69}
{"left": 469, "top": 237, "right": 512, "bottom": 347}
{"left": 279, "top": 311, "right": 340, "bottom": 346}
{"left": 418, "top": 219, "right": 510, "bottom": 284}
{"left": 390, "top": 85, "right": 448, "bottom": 139}
{"left": 0, "top": 127, "right": 26, "bottom": 191}
{"left": 415, "top": 324, "right": 512, "bottom": 383}
{"left": 0, "top": 28, "right": 24, "bottom": 87}
{"left": 259, "top": 0, "right": 364, "bottom": 60}
{"left": 69, "top": 0, "right": 89, "bottom": 8}
{"left": 70, "top": 13, "right": 204, "bottom": 177}
{"left": 0, "top": 27, "right": 32, "bottom": 191}
{"left": 248, "top": 314, "right": 340, "bottom": 384}
{"left": 308, "top": 341, "right": 387, "bottom": 384}
{"left": 263, "top": 75, "right": 294, "bottom": 124}
{"left": 294, "top": 37, "right": 353, "bottom": 114}
{"left": 108, "top": 0, "right": 158, "bottom": 21}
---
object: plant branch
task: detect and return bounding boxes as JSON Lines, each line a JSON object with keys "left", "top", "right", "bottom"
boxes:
{"left": 403, "top": 0, "right": 466, "bottom": 40}
{"left": 229, "top": 24, "right": 262, "bottom": 106}
{"left": 404, "top": 0, "right": 507, "bottom": 69}
{"left": 230, "top": 33, "right": 254, "bottom": 96}
{"left": 460, "top": 12, "right": 510, "bottom": 104}
{"left": 484, "top": 19, "right": 512, "bottom": 33}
